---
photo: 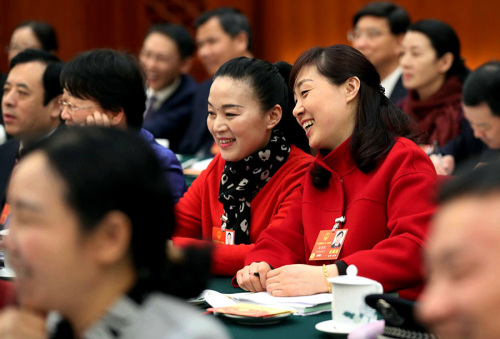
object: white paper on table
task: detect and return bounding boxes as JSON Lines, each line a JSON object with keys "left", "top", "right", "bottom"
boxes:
{"left": 190, "top": 157, "right": 214, "bottom": 171}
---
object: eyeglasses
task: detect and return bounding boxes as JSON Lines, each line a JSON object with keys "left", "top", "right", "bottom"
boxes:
{"left": 347, "top": 28, "right": 389, "bottom": 42}
{"left": 58, "top": 99, "right": 100, "bottom": 113}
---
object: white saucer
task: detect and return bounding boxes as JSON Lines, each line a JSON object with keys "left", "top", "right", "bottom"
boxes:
{"left": 315, "top": 319, "right": 352, "bottom": 335}
{"left": 220, "top": 312, "right": 292, "bottom": 326}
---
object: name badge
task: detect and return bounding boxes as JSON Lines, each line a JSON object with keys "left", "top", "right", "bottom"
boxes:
{"left": 310, "top": 229, "right": 348, "bottom": 261}
{"left": 212, "top": 227, "right": 236, "bottom": 245}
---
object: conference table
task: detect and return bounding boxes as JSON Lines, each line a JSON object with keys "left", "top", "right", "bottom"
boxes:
{"left": 204, "top": 277, "right": 336, "bottom": 338}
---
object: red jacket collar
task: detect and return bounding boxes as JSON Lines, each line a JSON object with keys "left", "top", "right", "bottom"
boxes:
{"left": 315, "top": 136, "right": 357, "bottom": 176}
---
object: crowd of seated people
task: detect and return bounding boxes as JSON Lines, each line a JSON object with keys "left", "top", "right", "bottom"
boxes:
{"left": 1, "top": 2, "right": 500, "bottom": 338}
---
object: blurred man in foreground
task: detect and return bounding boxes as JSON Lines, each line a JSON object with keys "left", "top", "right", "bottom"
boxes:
{"left": 418, "top": 159, "right": 500, "bottom": 338}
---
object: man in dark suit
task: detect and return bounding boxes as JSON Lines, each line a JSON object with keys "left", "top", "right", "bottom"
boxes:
{"left": 0, "top": 49, "right": 63, "bottom": 213}
{"left": 140, "top": 24, "right": 197, "bottom": 153}
{"left": 177, "top": 7, "right": 253, "bottom": 156}
{"left": 349, "top": 2, "right": 410, "bottom": 104}
{"left": 431, "top": 61, "right": 500, "bottom": 175}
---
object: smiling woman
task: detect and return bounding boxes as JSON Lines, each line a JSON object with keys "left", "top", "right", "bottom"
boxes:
{"left": 173, "top": 57, "right": 313, "bottom": 276}
{"left": 0, "top": 127, "right": 229, "bottom": 338}
{"left": 399, "top": 19, "right": 469, "bottom": 147}
{"left": 236, "top": 45, "right": 438, "bottom": 300}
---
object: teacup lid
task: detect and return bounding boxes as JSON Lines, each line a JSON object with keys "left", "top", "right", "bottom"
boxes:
{"left": 327, "top": 265, "right": 379, "bottom": 285}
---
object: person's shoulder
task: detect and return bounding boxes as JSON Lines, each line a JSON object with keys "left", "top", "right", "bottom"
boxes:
{"left": 0, "top": 139, "right": 20, "bottom": 161}
{"left": 180, "top": 74, "right": 197, "bottom": 87}
{"left": 0, "top": 138, "right": 19, "bottom": 151}
{"left": 288, "top": 145, "right": 314, "bottom": 162}
{"left": 386, "top": 137, "right": 437, "bottom": 176}
{"left": 195, "top": 78, "right": 213, "bottom": 94}
{"left": 139, "top": 129, "right": 178, "bottom": 160}
{"left": 134, "top": 293, "right": 230, "bottom": 338}
{"left": 177, "top": 74, "right": 197, "bottom": 95}
{"left": 281, "top": 146, "right": 314, "bottom": 172}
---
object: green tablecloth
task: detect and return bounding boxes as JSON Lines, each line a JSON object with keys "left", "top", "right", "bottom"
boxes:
{"left": 206, "top": 277, "right": 335, "bottom": 339}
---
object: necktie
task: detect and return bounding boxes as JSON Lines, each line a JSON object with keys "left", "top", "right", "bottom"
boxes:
{"left": 143, "top": 96, "right": 157, "bottom": 121}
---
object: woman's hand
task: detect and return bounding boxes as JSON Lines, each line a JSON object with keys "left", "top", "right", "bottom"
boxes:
{"left": 236, "top": 262, "right": 272, "bottom": 292}
{"left": 265, "top": 264, "right": 338, "bottom": 297}
{"left": 0, "top": 307, "right": 46, "bottom": 339}
{"left": 430, "top": 154, "right": 455, "bottom": 175}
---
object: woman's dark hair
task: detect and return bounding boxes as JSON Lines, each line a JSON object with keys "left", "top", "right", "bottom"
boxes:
{"left": 32, "top": 127, "right": 175, "bottom": 299}
{"left": 60, "top": 49, "right": 146, "bottom": 129}
{"left": 16, "top": 20, "right": 58, "bottom": 52}
{"left": 289, "top": 45, "right": 415, "bottom": 186}
{"left": 408, "top": 19, "right": 469, "bottom": 83}
{"left": 214, "top": 56, "right": 310, "bottom": 153}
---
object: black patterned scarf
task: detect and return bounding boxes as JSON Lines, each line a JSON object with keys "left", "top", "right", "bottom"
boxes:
{"left": 218, "top": 129, "right": 291, "bottom": 244}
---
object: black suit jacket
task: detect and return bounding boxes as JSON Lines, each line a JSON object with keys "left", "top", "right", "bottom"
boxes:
{"left": 389, "top": 76, "right": 407, "bottom": 105}
{"left": 142, "top": 74, "right": 197, "bottom": 153}
{"left": 0, "top": 124, "right": 65, "bottom": 211}
{"left": 177, "top": 78, "right": 214, "bottom": 156}
{"left": 0, "top": 139, "right": 20, "bottom": 211}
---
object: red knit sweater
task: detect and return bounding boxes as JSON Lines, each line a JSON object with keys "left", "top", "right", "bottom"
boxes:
{"left": 245, "top": 137, "right": 438, "bottom": 300}
{"left": 173, "top": 145, "right": 313, "bottom": 276}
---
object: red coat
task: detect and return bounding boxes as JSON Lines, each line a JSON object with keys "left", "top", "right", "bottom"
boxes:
{"left": 245, "top": 137, "right": 438, "bottom": 300}
{"left": 173, "top": 145, "right": 313, "bottom": 276}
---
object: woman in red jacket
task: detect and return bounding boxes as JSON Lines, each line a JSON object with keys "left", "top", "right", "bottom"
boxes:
{"left": 172, "top": 57, "right": 313, "bottom": 276}
{"left": 399, "top": 19, "right": 469, "bottom": 147}
{"left": 236, "top": 45, "right": 438, "bottom": 300}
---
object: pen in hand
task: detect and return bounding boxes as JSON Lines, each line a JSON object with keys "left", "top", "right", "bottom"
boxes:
{"left": 253, "top": 272, "right": 260, "bottom": 277}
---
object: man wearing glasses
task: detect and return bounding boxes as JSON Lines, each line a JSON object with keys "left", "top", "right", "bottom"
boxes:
{"left": 0, "top": 49, "right": 63, "bottom": 213}
{"left": 59, "top": 49, "right": 186, "bottom": 202}
{"left": 349, "top": 2, "right": 410, "bottom": 104}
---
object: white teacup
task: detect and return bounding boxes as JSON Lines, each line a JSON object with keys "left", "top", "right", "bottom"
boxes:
{"left": 327, "top": 265, "right": 382, "bottom": 332}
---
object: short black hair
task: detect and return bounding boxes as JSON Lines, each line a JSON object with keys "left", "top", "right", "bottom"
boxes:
{"left": 60, "top": 49, "right": 146, "bottom": 129}
{"left": 195, "top": 7, "right": 252, "bottom": 51}
{"left": 10, "top": 48, "right": 63, "bottom": 106}
{"left": 32, "top": 127, "right": 174, "bottom": 296}
{"left": 463, "top": 61, "right": 500, "bottom": 117}
{"left": 16, "top": 20, "right": 58, "bottom": 52}
{"left": 439, "top": 157, "right": 500, "bottom": 204}
{"left": 145, "top": 23, "right": 194, "bottom": 59}
{"left": 353, "top": 1, "right": 410, "bottom": 35}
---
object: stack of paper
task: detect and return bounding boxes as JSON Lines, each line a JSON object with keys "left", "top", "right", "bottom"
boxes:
{"left": 228, "top": 292, "right": 332, "bottom": 316}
